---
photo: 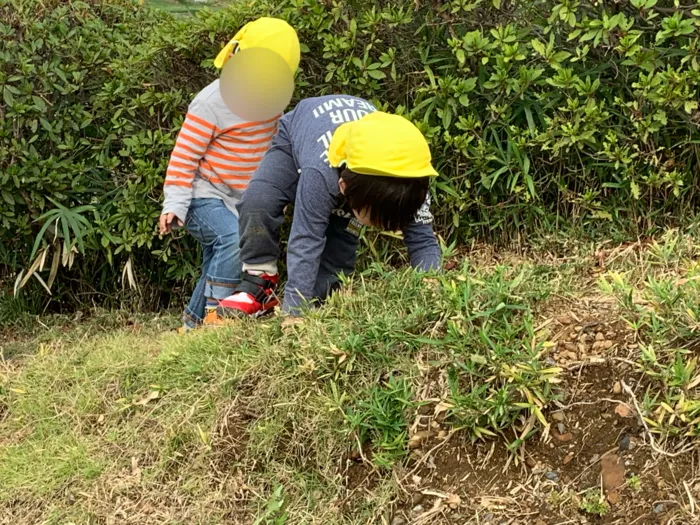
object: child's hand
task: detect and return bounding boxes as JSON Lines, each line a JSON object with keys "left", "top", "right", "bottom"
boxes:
{"left": 159, "top": 213, "right": 183, "bottom": 235}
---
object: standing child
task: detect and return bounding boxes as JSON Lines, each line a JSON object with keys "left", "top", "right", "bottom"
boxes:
{"left": 159, "top": 17, "right": 300, "bottom": 330}
{"left": 217, "top": 95, "right": 441, "bottom": 318}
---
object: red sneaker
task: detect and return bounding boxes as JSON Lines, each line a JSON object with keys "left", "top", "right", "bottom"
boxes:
{"left": 218, "top": 272, "right": 279, "bottom": 318}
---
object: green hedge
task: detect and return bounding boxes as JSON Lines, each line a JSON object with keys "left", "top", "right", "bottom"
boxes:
{"left": 3, "top": 0, "right": 700, "bottom": 307}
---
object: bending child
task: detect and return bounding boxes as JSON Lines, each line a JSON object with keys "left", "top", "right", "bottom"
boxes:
{"left": 218, "top": 95, "right": 441, "bottom": 318}
{"left": 159, "top": 18, "right": 300, "bottom": 331}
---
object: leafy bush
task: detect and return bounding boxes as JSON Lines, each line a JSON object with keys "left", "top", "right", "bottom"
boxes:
{"left": 4, "top": 0, "right": 700, "bottom": 308}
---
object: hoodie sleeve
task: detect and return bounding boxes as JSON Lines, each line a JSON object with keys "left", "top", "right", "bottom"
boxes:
{"left": 283, "top": 167, "right": 336, "bottom": 314}
{"left": 402, "top": 194, "right": 441, "bottom": 271}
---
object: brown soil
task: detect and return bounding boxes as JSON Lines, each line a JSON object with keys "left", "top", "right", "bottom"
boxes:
{"left": 349, "top": 295, "right": 700, "bottom": 525}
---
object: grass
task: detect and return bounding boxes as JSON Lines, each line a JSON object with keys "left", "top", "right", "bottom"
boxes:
{"left": 579, "top": 489, "right": 610, "bottom": 517}
{"left": 599, "top": 230, "right": 700, "bottom": 438}
{"left": 3, "top": 231, "right": 700, "bottom": 522}
{"left": 0, "top": 261, "right": 571, "bottom": 523}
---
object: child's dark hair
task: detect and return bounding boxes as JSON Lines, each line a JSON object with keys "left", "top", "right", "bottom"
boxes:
{"left": 340, "top": 169, "right": 429, "bottom": 231}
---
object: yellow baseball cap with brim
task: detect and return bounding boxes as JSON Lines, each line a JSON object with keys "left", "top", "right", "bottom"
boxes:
{"left": 214, "top": 17, "right": 300, "bottom": 73}
{"left": 328, "top": 112, "right": 438, "bottom": 178}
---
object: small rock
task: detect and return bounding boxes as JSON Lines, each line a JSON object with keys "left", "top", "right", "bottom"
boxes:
{"left": 564, "top": 342, "right": 577, "bottom": 352}
{"left": 596, "top": 332, "right": 605, "bottom": 341}
{"left": 604, "top": 340, "right": 614, "bottom": 349}
{"left": 563, "top": 452, "right": 575, "bottom": 465}
{"left": 391, "top": 517, "right": 407, "bottom": 525}
{"left": 613, "top": 381, "right": 622, "bottom": 394}
{"left": 483, "top": 512, "right": 494, "bottom": 522}
{"left": 551, "top": 411, "right": 565, "bottom": 422}
{"left": 412, "top": 504, "right": 424, "bottom": 514}
{"left": 410, "top": 492, "right": 425, "bottom": 507}
{"left": 445, "top": 493, "right": 461, "bottom": 509}
{"left": 545, "top": 471, "right": 560, "bottom": 482}
{"left": 619, "top": 435, "right": 631, "bottom": 451}
{"left": 615, "top": 404, "right": 633, "bottom": 418}
{"left": 574, "top": 325, "right": 582, "bottom": 332}
{"left": 653, "top": 503, "right": 664, "bottom": 514}
{"left": 590, "top": 454, "right": 600, "bottom": 464}
{"left": 554, "top": 430, "right": 573, "bottom": 442}
{"left": 601, "top": 454, "right": 626, "bottom": 492}
{"left": 607, "top": 490, "right": 621, "bottom": 505}
{"left": 568, "top": 332, "right": 578, "bottom": 341}
{"left": 437, "top": 430, "right": 447, "bottom": 440}
{"left": 557, "top": 423, "right": 566, "bottom": 435}
{"left": 526, "top": 457, "right": 537, "bottom": 468}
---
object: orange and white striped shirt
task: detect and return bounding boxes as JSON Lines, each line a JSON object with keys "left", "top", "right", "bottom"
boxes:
{"left": 162, "top": 80, "right": 279, "bottom": 222}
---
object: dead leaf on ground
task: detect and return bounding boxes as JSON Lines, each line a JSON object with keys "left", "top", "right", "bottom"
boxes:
{"left": 434, "top": 401, "right": 454, "bottom": 415}
{"left": 134, "top": 390, "right": 160, "bottom": 406}
{"left": 408, "top": 431, "right": 433, "bottom": 449}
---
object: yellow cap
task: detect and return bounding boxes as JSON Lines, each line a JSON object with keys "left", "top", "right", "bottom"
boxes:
{"left": 214, "top": 17, "right": 300, "bottom": 73}
{"left": 328, "top": 112, "right": 438, "bottom": 178}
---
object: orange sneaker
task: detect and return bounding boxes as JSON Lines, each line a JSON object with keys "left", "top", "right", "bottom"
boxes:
{"left": 203, "top": 308, "right": 224, "bottom": 326}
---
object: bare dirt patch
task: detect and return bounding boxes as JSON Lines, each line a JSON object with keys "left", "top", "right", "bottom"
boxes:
{"left": 376, "top": 296, "right": 699, "bottom": 524}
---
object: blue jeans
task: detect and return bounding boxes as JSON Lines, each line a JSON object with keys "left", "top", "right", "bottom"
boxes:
{"left": 183, "top": 198, "right": 241, "bottom": 327}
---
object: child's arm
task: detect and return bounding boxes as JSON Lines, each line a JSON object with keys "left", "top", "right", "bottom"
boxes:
{"left": 402, "top": 194, "right": 442, "bottom": 271}
{"left": 161, "top": 100, "right": 217, "bottom": 229}
{"left": 283, "top": 168, "right": 336, "bottom": 314}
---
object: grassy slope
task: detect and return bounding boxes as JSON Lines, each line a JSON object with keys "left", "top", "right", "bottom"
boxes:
{"left": 2, "top": 233, "right": 700, "bottom": 523}
{"left": 1, "top": 258, "right": 569, "bottom": 523}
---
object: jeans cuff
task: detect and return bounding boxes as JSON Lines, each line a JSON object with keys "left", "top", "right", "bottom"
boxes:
{"left": 183, "top": 309, "right": 202, "bottom": 328}
{"left": 206, "top": 278, "right": 241, "bottom": 300}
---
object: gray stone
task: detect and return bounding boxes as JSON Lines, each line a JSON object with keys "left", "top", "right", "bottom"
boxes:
{"left": 619, "top": 435, "right": 631, "bottom": 450}
{"left": 551, "top": 411, "right": 565, "bottom": 422}
{"left": 545, "top": 471, "right": 560, "bottom": 482}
